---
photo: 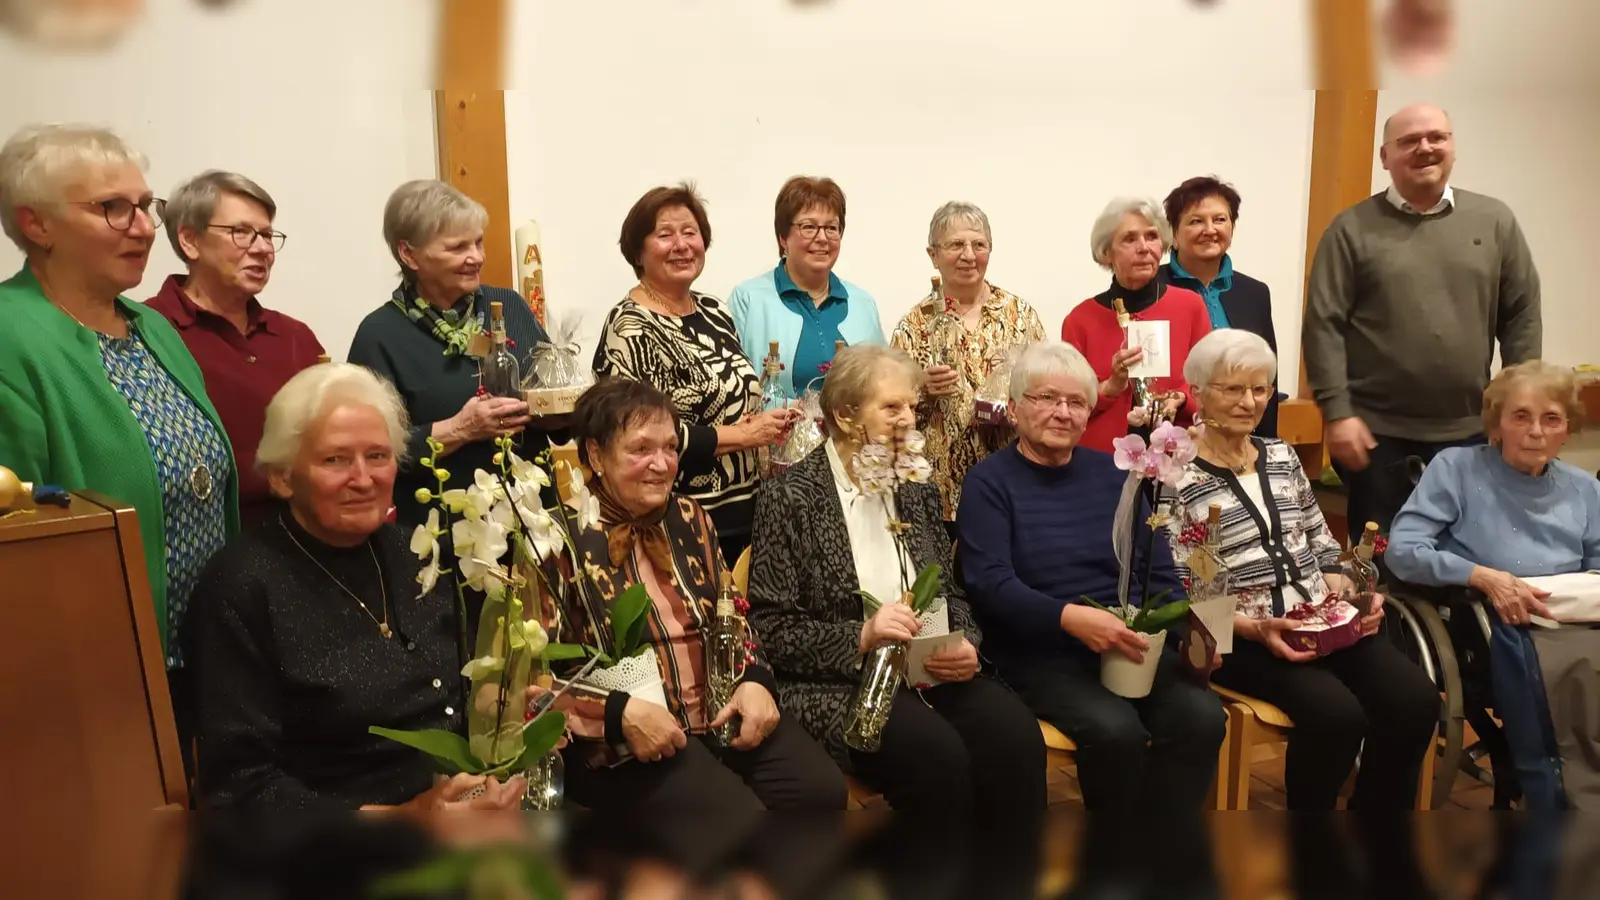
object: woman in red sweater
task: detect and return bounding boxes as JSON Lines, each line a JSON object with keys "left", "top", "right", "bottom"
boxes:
{"left": 1062, "top": 196, "right": 1211, "bottom": 453}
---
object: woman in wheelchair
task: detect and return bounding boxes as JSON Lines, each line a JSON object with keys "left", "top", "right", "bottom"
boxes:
{"left": 1388, "top": 360, "right": 1600, "bottom": 810}
{"left": 1167, "top": 330, "right": 1440, "bottom": 809}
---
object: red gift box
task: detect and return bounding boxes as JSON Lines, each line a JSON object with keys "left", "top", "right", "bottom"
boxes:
{"left": 973, "top": 398, "right": 1008, "bottom": 426}
{"left": 1283, "top": 594, "right": 1365, "bottom": 657}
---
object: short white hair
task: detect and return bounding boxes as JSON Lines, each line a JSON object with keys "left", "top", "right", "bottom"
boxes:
{"left": 1009, "top": 340, "right": 1098, "bottom": 408}
{"left": 927, "top": 201, "right": 992, "bottom": 248}
{"left": 1183, "top": 329, "right": 1278, "bottom": 387}
{"left": 382, "top": 179, "right": 488, "bottom": 275}
{"left": 1089, "top": 196, "right": 1171, "bottom": 268}
{"left": 257, "top": 364, "right": 411, "bottom": 475}
{"left": 0, "top": 124, "right": 148, "bottom": 252}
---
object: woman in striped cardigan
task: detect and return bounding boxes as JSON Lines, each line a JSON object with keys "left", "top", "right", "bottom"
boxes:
{"left": 1164, "top": 329, "right": 1438, "bottom": 810}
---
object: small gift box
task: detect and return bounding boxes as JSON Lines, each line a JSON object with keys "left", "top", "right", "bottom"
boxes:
{"left": 1283, "top": 594, "right": 1364, "bottom": 657}
{"left": 524, "top": 314, "right": 593, "bottom": 415}
{"left": 772, "top": 386, "right": 826, "bottom": 473}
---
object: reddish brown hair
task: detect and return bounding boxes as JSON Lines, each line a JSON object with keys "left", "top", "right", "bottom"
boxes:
{"left": 618, "top": 182, "right": 712, "bottom": 278}
{"left": 773, "top": 175, "right": 846, "bottom": 256}
{"left": 1162, "top": 176, "right": 1242, "bottom": 231}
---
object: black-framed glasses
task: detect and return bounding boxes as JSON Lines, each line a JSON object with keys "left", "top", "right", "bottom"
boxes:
{"left": 791, "top": 222, "right": 842, "bottom": 241}
{"left": 75, "top": 197, "right": 165, "bottom": 231}
{"left": 208, "top": 224, "right": 287, "bottom": 251}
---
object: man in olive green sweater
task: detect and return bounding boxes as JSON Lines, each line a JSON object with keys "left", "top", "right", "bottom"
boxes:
{"left": 1304, "top": 104, "right": 1541, "bottom": 534}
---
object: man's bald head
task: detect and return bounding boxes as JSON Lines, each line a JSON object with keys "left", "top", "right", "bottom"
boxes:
{"left": 1380, "top": 104, "right": 1456, "bottom": 204}
{"left": 1383, "top": 104, "right": 1451, "bottom": 143}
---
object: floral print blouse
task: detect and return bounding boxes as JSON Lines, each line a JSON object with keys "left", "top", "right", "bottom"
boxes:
{"left": 890, "top": 283, "right": 1044, "bottom": 519}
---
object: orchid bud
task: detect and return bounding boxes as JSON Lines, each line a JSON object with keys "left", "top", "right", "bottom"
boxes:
{"left": 414, "top": 488, "right": 433, "bottom": 504}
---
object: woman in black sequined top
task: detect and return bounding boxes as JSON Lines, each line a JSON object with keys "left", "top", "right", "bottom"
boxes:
{"left": 189, "top": 363, "right": 523, "bottom": 810}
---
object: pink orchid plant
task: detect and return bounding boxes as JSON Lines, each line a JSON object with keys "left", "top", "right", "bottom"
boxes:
{"left": 1092, "top": 421, "right": 1201, "bottom": 634}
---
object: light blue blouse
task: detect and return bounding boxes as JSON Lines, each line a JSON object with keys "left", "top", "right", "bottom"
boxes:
{"left": 1387, "top": 445, "right": 1600, "bottom": 586}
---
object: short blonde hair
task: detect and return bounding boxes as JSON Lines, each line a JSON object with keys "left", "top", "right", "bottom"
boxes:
{"left": 1090, "top": 196, "right": 1171, "bottom": 268}
{"left": 382, "top": 179, "right": 488, "bottom": 275}
{"left": 1009, "top": 340, "right": 1098, "bottom": 408}
{"left": 0, "top": 124, "right": 148, "bottom": 252}
{"left": 1184, "top": 329, "right": 1278, "bottom": 386}
{"left": 1482, "top": 361, "right": 1586, "bottom": 437}
{"left": 819, "top": 345, "right": 924, "bottom": 437}
{"left": 257, "top": 364, "right": 411, "bottom": 475}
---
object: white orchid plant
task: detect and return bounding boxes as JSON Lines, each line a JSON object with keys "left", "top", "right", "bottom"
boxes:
{"left": 369, "top": 434, "right": 605, "bottom": 778}
{"left": 850, "top": 427, "right": 943, "bottom": 617}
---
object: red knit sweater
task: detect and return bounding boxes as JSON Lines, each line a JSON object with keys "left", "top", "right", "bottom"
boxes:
{"left": 1060, "top": 285, "right": 1212, "bottom": 453}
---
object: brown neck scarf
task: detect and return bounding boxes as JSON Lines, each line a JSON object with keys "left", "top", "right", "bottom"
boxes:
{"left": 593, "top": 479, "right": 674, "bottom": 576}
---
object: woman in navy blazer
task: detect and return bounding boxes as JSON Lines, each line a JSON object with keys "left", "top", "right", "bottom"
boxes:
{"left": 1162, "top": 176, "right": 1280, "bottom": 437}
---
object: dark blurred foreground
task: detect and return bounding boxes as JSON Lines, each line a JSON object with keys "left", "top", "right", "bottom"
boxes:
{"left": 16, "top": 811, "right": 1600, "bottom": 900}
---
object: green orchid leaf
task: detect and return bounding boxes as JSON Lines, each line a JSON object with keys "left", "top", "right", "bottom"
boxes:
{"left": 368, "top": 726, "right": 482, "bottom": 774}
{"left": 369, "top": 852, "right": 479, "bottom": 896}
{"left": 520, "top": 858, "right": 567, "bottom": 900}
{"left": 1134, "top": 599, "right": 1193, "bottom": 635}
{"left": 1080, "top": 595, "right": 1116, "bottom": 614}
{"left": 854, "top": 589, "right": 884, "bottom": 614}
{"left": 909, "top": 564, "right": 942, "bottom": 614}
{"left": 541, "top": 642, "right": 587, "bottom": 661}
{"left": 611, "top": 583, "right": 651, "bottom": 658}
{"left": 500, "top": 711, "right": 567, "bottom": 774}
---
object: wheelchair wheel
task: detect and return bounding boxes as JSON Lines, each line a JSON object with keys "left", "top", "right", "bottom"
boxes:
{"left": 1385, "top": 593, "right": 1465, "bottom": 809}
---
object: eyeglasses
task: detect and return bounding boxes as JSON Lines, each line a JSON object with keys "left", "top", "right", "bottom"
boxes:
{"left": 791, "top": 222, "right": 842, "bottom": 241}
{"left": 1388, "top": 130, "right": 1453, "bottom": 154}
{"left": 1023, "top": 392, "right": 1090, "bottom": 414}
{"left": 1208, "top": 383, "right": 1274, "bottom": 403}
{"left": 74, "top": 197, "right": 165, "bottom": 231}
{"left": 1506, "top": 410, "right": 1568, "bottom": 431}
{"left": 208, "top": 224, "right": 287, "bottom": 251}
{"left": 938, "top": 239, "right": 991, "bottom": 256}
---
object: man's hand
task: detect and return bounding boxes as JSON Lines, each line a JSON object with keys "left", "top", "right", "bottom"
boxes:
{"left": 1326, "top": 416, "right": 1377, "bottom": 471}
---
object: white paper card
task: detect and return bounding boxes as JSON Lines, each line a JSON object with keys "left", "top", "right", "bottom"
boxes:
{"left": 1125, "top": 320, "right": 1171, "bottom": 379}
{"left": 1190, "top": 595, "right": 1240, "bottom": 654}
{"left": 905, "top": 629, "right": 966, "bottom": 687}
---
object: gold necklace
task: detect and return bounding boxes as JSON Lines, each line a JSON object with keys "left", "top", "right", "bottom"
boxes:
{"left": 637, "top": 280, "right": 694, "bottom": 316}
{"left": 279, "top": 517, "right": 393, "bottom": 638}
{"left": 1203, "top": 440, "right": 1254, "bottom": 475}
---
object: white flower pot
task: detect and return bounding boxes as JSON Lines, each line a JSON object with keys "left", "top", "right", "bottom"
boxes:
{"left": 1100, "top": 629, "right": 1168, "bottom": 699}
{"left": 581, "top": 646, "right": 668, "bottom": 709}
{"left": 1190, "top": 595, "right": 1240, "bottom": 655}
{"left": 917, "top": 602, "right": 950, "bottom": 638}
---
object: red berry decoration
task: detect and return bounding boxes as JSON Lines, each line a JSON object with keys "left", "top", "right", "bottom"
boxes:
{"left": 734, "top": 596, "right": 750, "bottom": 615}
{"left": 475, "top": 385, "right": 489, "bottom": 398}
{"left": 1373, "top": 534, "right": 1389, "bottom": 555}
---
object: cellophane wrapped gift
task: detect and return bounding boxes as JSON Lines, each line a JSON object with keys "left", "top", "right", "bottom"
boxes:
{"left": 1283, "top": 593, "right": 1365, "bottom": 657}
{"left": 972, "top": 348, "right": 1019, "bottom": 426}
{"left": 523, "top": 315, "right": 593, "bottom": 415}
{"left": 771, "top": 385, "right": 825, "bottom": 473}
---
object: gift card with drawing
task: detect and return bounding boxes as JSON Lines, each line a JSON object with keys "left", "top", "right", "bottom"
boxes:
{"left": 905, "top": 629, "right": 966, "bottom": 687}
{"left": 1125, "top": 320, "right": 1171, "bottom": 379}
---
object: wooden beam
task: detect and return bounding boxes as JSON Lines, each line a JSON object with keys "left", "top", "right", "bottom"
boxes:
{"left": 435, "top": 0, "right": 513, "bottom": 290}
{"left": 1311, "top": 0, "right": 1376, "bottom": 89}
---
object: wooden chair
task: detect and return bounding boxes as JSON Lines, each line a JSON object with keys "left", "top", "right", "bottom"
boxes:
{"left": 1214, "top": 684, "right": 1436, "bottom": 809}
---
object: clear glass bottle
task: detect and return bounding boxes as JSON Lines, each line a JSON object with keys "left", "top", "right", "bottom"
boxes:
{"left": 705, "top": 572, "right": 746, "bottom": 747}
{"left": 1187, "top": 503, "right": 1233, "bottom": 603}
{"left": 481, "top": 300, "right": 522, "bottom": 398}
{"left": 1344, "top": 521, "right": 1381, "bottom": 598}
{"left": 1113, "top": 297, "right": 1154, "bottom": 419}
{"left": 842, "top": 641, "right": 905, "bottom": 753}
{"left": 521, "top": 748, "right": 565, "bottom": 810}
{"left": 759, "top": 340, "right": 787, "bottom": 411}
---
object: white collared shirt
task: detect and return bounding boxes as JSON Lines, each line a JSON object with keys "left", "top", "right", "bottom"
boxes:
{"left": 1386, "top": 183, "right": 1454, "bottom": 217}
{"left": 825, "top": 438, "right": 918, "bottom": 608}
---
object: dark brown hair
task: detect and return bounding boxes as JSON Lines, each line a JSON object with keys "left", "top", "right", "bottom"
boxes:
{"left": 571, "top": 377, "right": 679, "bottom": 467}
{"left": 617, "top": 182, "right": 712, "bottom": 278}
{"left": 773, "top": 175, "right": 846, "bottom": 256}
{"left": 1162, "top": 176, "right": 1242, "bottom": 232}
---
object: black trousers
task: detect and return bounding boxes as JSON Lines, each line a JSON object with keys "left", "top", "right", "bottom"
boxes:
{"left": 1212, "top": 635, "right": 1439, "bottom": 810}
{"left": 1005, "top": 649, "right": 1226, "bottom": 814}
{"left": 1332, "top": 431, "right": 1485, "bottom": 535}
{"left": 847, "top": 676, "right": 1047, "bottom": 818}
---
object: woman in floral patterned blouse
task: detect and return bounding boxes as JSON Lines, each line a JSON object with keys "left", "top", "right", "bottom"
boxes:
{"left": 890, "top": 202, "right": 1043, "bottom": 533}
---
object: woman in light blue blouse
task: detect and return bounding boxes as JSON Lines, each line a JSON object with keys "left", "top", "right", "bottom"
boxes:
{"left": 726, "top": 175, "right": 884, "bottom": 398}
{"left": 1388, "top": 360, "right": 1600, "bottom": 809}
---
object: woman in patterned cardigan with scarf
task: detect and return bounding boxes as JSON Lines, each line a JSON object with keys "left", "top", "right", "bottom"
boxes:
{"left": 1164, "top": 329, "right": 1437, "bottom": 810}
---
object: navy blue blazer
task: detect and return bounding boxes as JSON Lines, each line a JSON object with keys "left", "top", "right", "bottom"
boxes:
{"left": 1162, "top": 261, "right": 1280, "bottom": 438}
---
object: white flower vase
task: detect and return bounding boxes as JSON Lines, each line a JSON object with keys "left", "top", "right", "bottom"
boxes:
{"left": 916, "top": 602, "right": 950, "bottom": 638}
{"left": 1100, "top": 629, "right": 1168, "bottom": 699}
{"left": 581, "top": 646, "right": 669, "bottom": 709}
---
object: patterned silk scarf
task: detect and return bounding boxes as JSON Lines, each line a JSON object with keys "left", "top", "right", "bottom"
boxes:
{"left": 593, "top": 479, "right": 674, "bottom": 576}
{"left": 387, "top": 282, "right": 482, "bottom": 356}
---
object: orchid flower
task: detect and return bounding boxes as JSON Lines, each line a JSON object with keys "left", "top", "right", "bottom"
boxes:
{"left": 409, "top": 509, "right": 444, "bottom": 596}
{"left": 565, "top": 466, "right": 602, "bottom": 530}
{"left": 461, "top": 654, "right": 506, "bottom": 680}
{"left": 508, "top": 452, "right": 551, "bottom": 489}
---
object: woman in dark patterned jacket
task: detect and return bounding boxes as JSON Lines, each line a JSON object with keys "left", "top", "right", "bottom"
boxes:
{"left": 547, "top": 377, "right": 844, "bottom": 814}
{"left": 593, "top": 183, "right": 798, "bottom": 565}
{"left": 746, "top": 345, "right": 1046, "bottom": 815}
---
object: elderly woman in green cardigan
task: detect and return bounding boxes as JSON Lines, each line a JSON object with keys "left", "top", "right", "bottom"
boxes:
{"left": 0, "top": 125, "right": 239, "bottom": 759}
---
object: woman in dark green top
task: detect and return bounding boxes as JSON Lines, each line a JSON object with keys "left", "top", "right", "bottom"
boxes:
{"left": 348, "top": 180, "right": 560, "bottom": 529}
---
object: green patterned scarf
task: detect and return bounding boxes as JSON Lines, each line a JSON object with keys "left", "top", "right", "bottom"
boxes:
{"left": 388, "top": 283, "right": 485, "bottom": 357}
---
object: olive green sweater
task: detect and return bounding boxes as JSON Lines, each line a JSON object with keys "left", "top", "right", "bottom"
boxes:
{"left": 0, "top": 267, "right": 240, "bottom": 647}
{"left": 1303, "top": 189, "right": 1541, "bottom": 441}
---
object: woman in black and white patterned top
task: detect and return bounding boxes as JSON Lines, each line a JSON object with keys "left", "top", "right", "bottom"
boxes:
{"left": 594, "top": 183, "right": 798, "bottom": 563}
{"left": 1165, "top": 329, "right": 1438, "bottom": 810}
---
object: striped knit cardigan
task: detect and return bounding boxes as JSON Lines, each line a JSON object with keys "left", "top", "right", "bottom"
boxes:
{"left": 1164, "top": 438, "right": 1344, "bottom": 620}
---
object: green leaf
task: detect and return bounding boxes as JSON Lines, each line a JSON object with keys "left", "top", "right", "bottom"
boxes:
{"left": 369, "top": 852, "right": 478, "bottom": 896}
{"left": 1133, "top": 598, "right": 1192, "bottom": 635}
{"left": 854, "top": 589, "right": 884, "bottom": 614}
{"left": 909, "top": 564, "right": 942, "bottom": 613}
{"left": 368, "top": 726, "right": 483, "bottom": 773}
{"left": 500, "top": 711, "right": 567, "bottom": 774}
{"left": 541, "top": 642, "right": 587, "bottom": 661}
{"left": 1080, "top": 595, "right": 1116, "bottom": 614}
{"left": 520, "top": 858, "right": 567, "bottom": 900}
{"left": 611, "top": 583, "right": 651, "bottom": 658}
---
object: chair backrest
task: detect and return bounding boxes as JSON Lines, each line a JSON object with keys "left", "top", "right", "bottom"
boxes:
{"left": 733, "top": 546, "right": 751, "bottom": 596}
{"left": 551, "top": 443, "right": 583, "bottom": 505}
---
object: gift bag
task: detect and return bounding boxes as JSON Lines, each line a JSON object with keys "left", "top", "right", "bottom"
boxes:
{"left": 771, "top": 383, "right": 825, "bottom": 473}
{"left": 523, "top": 314, "right": 594, "bottom": 415}
{"left": 972, "top": 348, "right": 1019, "bottom": 426}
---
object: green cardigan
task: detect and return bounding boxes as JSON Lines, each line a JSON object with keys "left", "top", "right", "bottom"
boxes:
{"left": 0, "top": 266, "right": 240, "bottom": 649}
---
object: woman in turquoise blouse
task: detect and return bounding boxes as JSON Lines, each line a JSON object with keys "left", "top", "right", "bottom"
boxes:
{"left": 0, "top": 125, "right": 238, "bottom": 758}
{"left": 726, "top": 175, "right": 885, "bottom": 398}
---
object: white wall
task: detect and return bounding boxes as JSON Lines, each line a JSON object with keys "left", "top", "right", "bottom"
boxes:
{"left": 505, "top": 0, "right": 1317, "bottom": 393}
{"left": 1375, "top": 1, "right": 1600, "bottom": 471}
{"left": 0, "top": 0, "right": 439, "bottom": 359}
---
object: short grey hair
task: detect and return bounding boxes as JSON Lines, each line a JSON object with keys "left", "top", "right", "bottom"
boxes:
{"left": 1183, "top": 329, "right": 1278, "bottom": 387}
{"left": 257, "top": 363, "right": 411, "bottom": 475}
{"left": 1009, "top": 340, "right": 1099, "bottom": 408}
{"left": 819, "top": 344, "right": 924, "bottom": 437}
{"left": 382, "top": 179, "right": 488, "bottom": 274}
{"left": 164, "top": 170, "right": 276, "bottom": 262}
{"left": 927, "top": 201, "right": 992, "bottom": 248}
{"left": 0, "top": 123, "right": 148, "bottom": 252}
{"left": 1089, "top": 196, "right": 1172, "bottom": 268}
